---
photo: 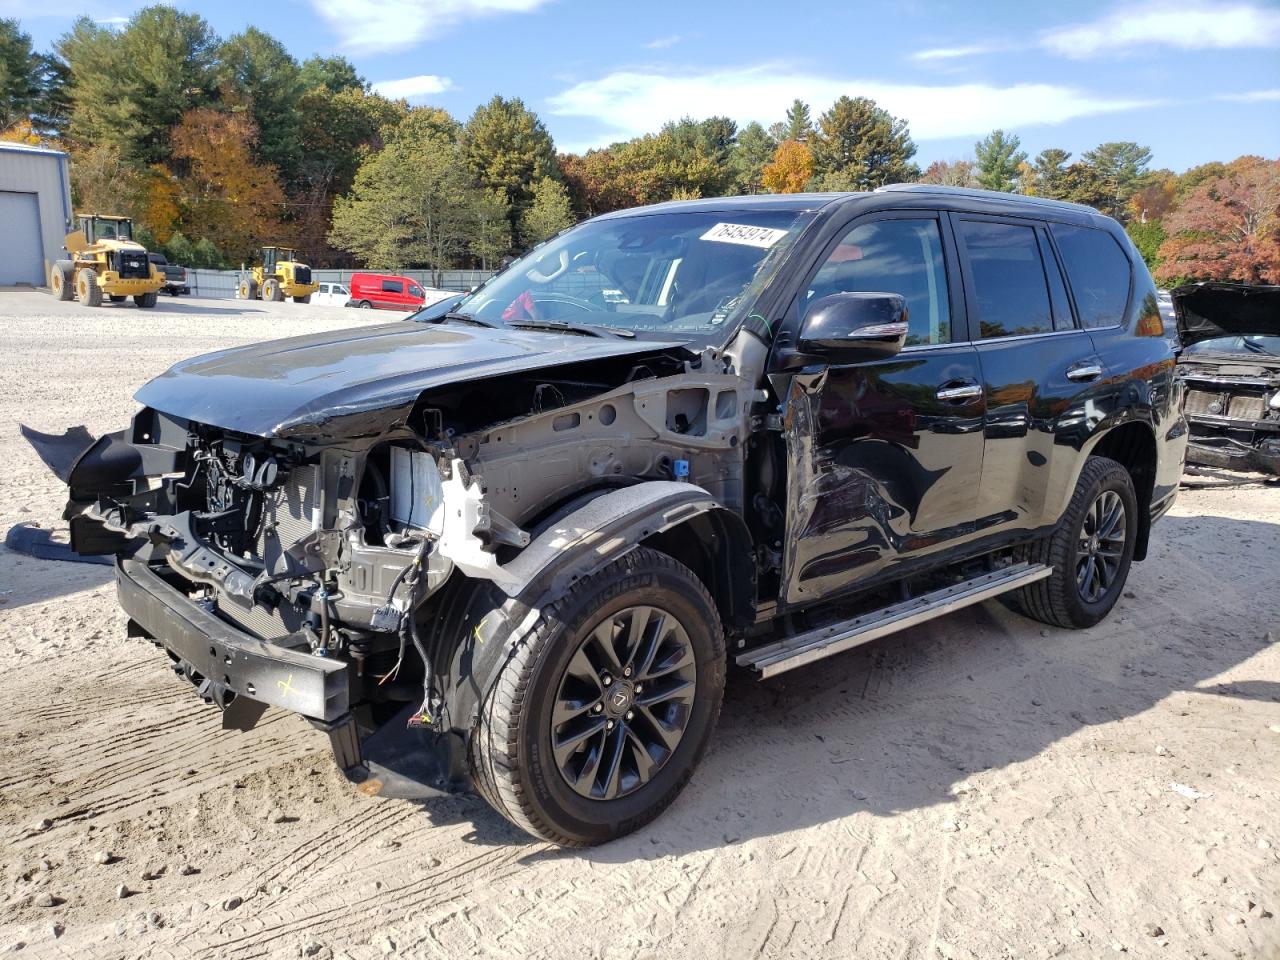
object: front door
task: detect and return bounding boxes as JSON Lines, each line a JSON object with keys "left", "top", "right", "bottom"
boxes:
{"left": 774, "top": 212, "right": 987, "bottom": 606}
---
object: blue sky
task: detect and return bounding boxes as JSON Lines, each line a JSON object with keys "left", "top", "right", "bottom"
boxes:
{"left": 12, "top": 0, "right": 1280, "bottom": 171}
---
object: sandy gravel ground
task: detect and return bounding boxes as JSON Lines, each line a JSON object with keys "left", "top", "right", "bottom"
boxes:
{"left": 0, "top": 289, "right": 1277, "bottom": 960}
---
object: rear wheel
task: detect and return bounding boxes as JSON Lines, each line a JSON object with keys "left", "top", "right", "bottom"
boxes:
{"left": 76, "top": 268, "right": 102, "bottom": 307}
{"left": 468, "top": 547, "right": 725, "bottom": 846}
{"left": 134, "top": 291, "right": 158, "bottom": 308}
{"left": 358, "top": 300, "right": 372, "bottom": 309}
{"left": 293, "top": 294, "right": 311, "bottom": 304}
{"left": 50, "top": 261, "right": 75, "bottom": 300}
{"left": 238, "top": 279, "right": 259, "bottom": 300}
{"left": 1005, "top": 456, "right": 1137, "bottom": 629}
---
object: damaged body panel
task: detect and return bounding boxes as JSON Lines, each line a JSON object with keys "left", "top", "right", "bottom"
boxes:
{"left": 28, "top": 187, "right": 1187, "bottom": 845}
{"left": 1173, "top": 283, "right": 1280, "bottom": 475}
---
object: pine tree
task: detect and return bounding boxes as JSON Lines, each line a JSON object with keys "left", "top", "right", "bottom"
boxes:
{"left": 811, "top": 96, "right": 918, "bottom": 189}
{"left": 973, "top": 130, "right": 1027, "bottom": 193}
{"left": 520, "top": 176, "right": 575, "bottom": 246}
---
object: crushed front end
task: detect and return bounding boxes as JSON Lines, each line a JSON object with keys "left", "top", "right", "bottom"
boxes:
{"left": 27, "top": 407, "right": 473, "bottom": 798}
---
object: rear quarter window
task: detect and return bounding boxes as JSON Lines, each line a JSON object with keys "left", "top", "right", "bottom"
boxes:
{"left": 1050, "top": 224, "right": 1132, "bottom": 329}
{"left": 382, "top": 279, "right": 404, "bottom": 294}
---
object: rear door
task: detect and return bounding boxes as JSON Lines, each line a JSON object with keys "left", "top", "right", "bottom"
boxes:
{"left": 951, "top": 214, "right": 1105, "bottom": 533}
{"left": 775, "top": 210, "right": 988, "bottom": 604}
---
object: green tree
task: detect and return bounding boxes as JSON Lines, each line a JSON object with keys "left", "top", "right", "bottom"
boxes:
{"left": 730, "top": 121, "right": 777, "bottom": 194}
{"left": 471, "top": 188, "right": 512, "bottom": 269}
{"left": 769, "top": 99, "right": 812, "bottom": 144}
{"left": 1081, "top": 141, "right": 1152, "bottom": 221}
{"left": 520, "top": 176, "right": 575, "bottom": 245}
{"left": 811, "top": 96, "right": 918, "bottom": 190}
{"left": 461, "top": 95, "right": 559, "bottom": 228}
{"left": 216, "top": 28, "right": 304, "bottom": 181}
{"left": 192, "top": 237, "right": 223, "bottom": 268}
{"left": 0, "top": 19, "right": 40, "bottom": 129}
{"left": 164, "top": 231, "right": 195, "bottom": 265}
{"left": 299, "top": 55, "right": 364, "bottom": 94}
{"left": 57, "top": 7, "right": 217, "bottom": 163}
{"left": 1028, "top": 148, "right": 1072, "bottom": 198}
{"left": 330, "top": 108, "right": 482, "bottom": 283}
{"left": 1125, "top": 220, "right": 1166, "bottom": 272}
{"left": 973, "top": 129, "right": 1026, "bottom": 192}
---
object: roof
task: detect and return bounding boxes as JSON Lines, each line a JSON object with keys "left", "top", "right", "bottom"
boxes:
{"left": 874, "top": 183, "right": 1100, "bottom": 214}
{"left": 594, "top": 192, "right": 852, "bottom": 221}
{"left": 75, "top": 212, "right": 133, "bottom": 220}
{"left": 0, "top": 141, "right": 68, "bottom": 159}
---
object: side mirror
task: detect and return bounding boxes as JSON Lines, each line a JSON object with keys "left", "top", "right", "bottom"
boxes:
{"left": 798, "top": 292, "right": 909, "bottom": 363}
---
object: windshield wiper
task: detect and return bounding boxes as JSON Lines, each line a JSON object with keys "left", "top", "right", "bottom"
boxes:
{"left": 442, "top": 311, "right": 496, "bottom": 328}
{"left": 1241, "top": 337, "right": 1280, "bottom": 357}
{"left": 507, "top": 319, "right": 634, "bottom": 339}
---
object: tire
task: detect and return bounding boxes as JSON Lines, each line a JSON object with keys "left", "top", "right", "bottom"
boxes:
{"left": 168, "top": 288, "right": 180, "bottom": 296}
{"left": 76, "top": 268, "right": 102, "bottom": 307}
{"left": 263, "top": 278, "right": 284, "bottom": 302}
{"left": 468, "top": 547, "right": 726, "bottom": 846}
{"left": 50, "top": 261, "right": 76, "bottom": 300}
{"left": 1005, "top": 456, "right": 1137, "bottom": 629}
{"left": 293, "top": 294, "right": 311, "bottom": 304}
{"left": 108, "top": 294, "right": 127, "bottom": 303}
{"left": 358, "top": 300, "right": 372, "bottom": 309}
{"left": 134, "top": 291, "right": 158, "bottom": 308}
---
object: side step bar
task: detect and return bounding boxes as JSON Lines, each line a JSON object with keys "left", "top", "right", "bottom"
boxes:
{"left": 737, "top": 562, "right": 1052, "bottom": 679}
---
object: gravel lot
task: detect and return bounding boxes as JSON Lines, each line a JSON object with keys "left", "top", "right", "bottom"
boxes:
{"left": 0, "top": 288, "right": 1277, "bottom": 959}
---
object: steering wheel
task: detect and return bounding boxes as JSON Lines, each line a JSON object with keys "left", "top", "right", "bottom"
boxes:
{"left": 527, "top": 292, "right": 602, "bottom": 318}
{"left": 527, "top": 249, "right": 570, "bottom": 283}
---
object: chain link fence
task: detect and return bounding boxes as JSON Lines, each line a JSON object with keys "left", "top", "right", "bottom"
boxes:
{"left": 179, "top": 268, "right": 491, "bottom": 300}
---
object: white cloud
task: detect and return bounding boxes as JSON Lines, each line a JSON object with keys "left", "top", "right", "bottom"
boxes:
{"left": 547, "top": 66, "right": 1157, "bottom": 148}
{"left": 911, "top": 42, "right": 1010, "bottom": 62}
{"left": 371, "top": 74, "right": 454, "bottom": 101}
{"left": 644, "top": 34, "right": 684, "bottom": 50}
{"left": 1040, "top": 1, "right": 1280, "bottom": 58}
{"left": 1214, "top": 88, "right": 1280, "bottom": 102}
{"left": 311, "top": 0, "right": 554, "bottom": 53}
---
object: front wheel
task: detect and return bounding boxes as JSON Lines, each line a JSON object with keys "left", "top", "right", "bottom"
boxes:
{"left": 134, "top": 291, "right": 158, "bottom": 308}
{"left": 1006, "top": 455, "right": 1137, "bottom": 629}
{"left": 468, "top": 547, "right": 725, "bottom": 846}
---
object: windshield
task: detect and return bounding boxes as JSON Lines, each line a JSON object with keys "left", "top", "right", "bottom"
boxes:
{"left": 458, "top": 208, "right": 811, "bottom": 339}
{"left": 1184, "top": 335, "right": 1280, "bottom": 358}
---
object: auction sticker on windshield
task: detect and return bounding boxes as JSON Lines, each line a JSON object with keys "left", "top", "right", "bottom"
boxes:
{"left": 700, "top": 223, "right": 790, "bottom": 248}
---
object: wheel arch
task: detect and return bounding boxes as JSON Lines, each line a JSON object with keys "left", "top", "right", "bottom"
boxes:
{"left": 428, "top": 482, "right": 755, "bottom": 735}
{"left": 1086, "top": 419, "right": 1158, "bottom": 561}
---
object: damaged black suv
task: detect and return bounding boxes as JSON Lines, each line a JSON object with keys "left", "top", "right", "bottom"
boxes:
{"left": 28, "top": 185, "right": 1186, "bottom": 845}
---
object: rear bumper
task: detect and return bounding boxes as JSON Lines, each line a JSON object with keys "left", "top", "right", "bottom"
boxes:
{"left": 117, "top": 557, "right": 349, "bottom": 722}
{"left": 1186, "top": 437, "right": 1280, "bottom": 474}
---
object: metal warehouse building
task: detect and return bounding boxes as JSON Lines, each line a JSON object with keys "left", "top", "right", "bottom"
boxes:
{"left": 0, "top": 142, "right": 72, "bottom": 287}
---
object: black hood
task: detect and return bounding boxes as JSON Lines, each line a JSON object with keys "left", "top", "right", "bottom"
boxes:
{"left": 1172, "top": 282, "right": 1280, "bottom": 348}
{"left": 134, "top": 322, "right": 685, "bottom": 439}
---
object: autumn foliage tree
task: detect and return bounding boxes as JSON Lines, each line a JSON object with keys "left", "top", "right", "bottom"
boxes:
{"left": 762, "top": 140, "right": 814, "bottom": 194}
{"left": 168, "top": 108, "right": 289, "bottom": 261}
{"left": 1155, "top": 156, "right": 1280, "bottom": 285}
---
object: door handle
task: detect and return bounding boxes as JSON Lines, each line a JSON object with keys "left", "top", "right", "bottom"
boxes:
{"left": 1066, "top": 362, "right": 1103, "bottom": 382}
{"left": 936, "top": 381, "right": 983, "bottom": 403}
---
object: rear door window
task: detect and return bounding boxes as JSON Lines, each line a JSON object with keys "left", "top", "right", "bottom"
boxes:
{"left": 1050, "top": 224, "right": 1132, "bottom": 329}
{"left": 956, "top": 220, "right": 1054, "bottom": 339}
{"left": 382, "top": 279, "right": 404, "bottom": 294}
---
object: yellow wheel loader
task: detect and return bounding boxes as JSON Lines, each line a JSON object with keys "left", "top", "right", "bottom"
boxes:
{"left": 238, "top": 246, "right": 320, "bottom": 304}
{"left": 49, "top": 215, "right": 165, "bottom": 308}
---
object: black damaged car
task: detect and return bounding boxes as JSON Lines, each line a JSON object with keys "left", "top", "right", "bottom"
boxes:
{"left": 26, "top": 185, "right": 1187, "bottom": 845}
{"left": 1173, "top": 282, "right": 1280, "bottom": 476}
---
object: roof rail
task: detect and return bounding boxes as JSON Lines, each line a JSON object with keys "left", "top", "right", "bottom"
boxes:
{"left": 874, "top": 183, "right": 1099, "bottom": 214}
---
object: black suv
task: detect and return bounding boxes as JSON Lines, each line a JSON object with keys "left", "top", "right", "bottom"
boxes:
{"left": 28, "top": 185, "right": 1186, "bottom": 846}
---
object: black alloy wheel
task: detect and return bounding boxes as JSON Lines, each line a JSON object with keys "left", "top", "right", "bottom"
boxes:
{"left": 1075, "top": 489, "right": 1127, "bottom": 604}
{"left": 551, "top": 604, "right": 698, "bottom": 801}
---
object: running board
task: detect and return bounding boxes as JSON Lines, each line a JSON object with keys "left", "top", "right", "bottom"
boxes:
{"left": 737, "top": 562, "right": 1052, "bottom": 679}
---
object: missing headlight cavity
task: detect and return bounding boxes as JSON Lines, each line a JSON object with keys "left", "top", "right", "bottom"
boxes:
{"left": 389, "top": 447, "right": 445, "bottom": 535}
{"left": 666, "top": 388, "right": 709, "bottom": 435}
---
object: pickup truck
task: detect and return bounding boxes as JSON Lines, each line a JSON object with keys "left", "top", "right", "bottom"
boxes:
{"left": 147, "top": 253, "right": 189, "bottom": 296}
{"left": 26, "top": 185, "right": 1186, "bottom": 846}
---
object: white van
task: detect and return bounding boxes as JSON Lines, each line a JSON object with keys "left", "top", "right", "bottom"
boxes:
{"left": 313, "top": 281, "right": 350, "bottom": 307}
